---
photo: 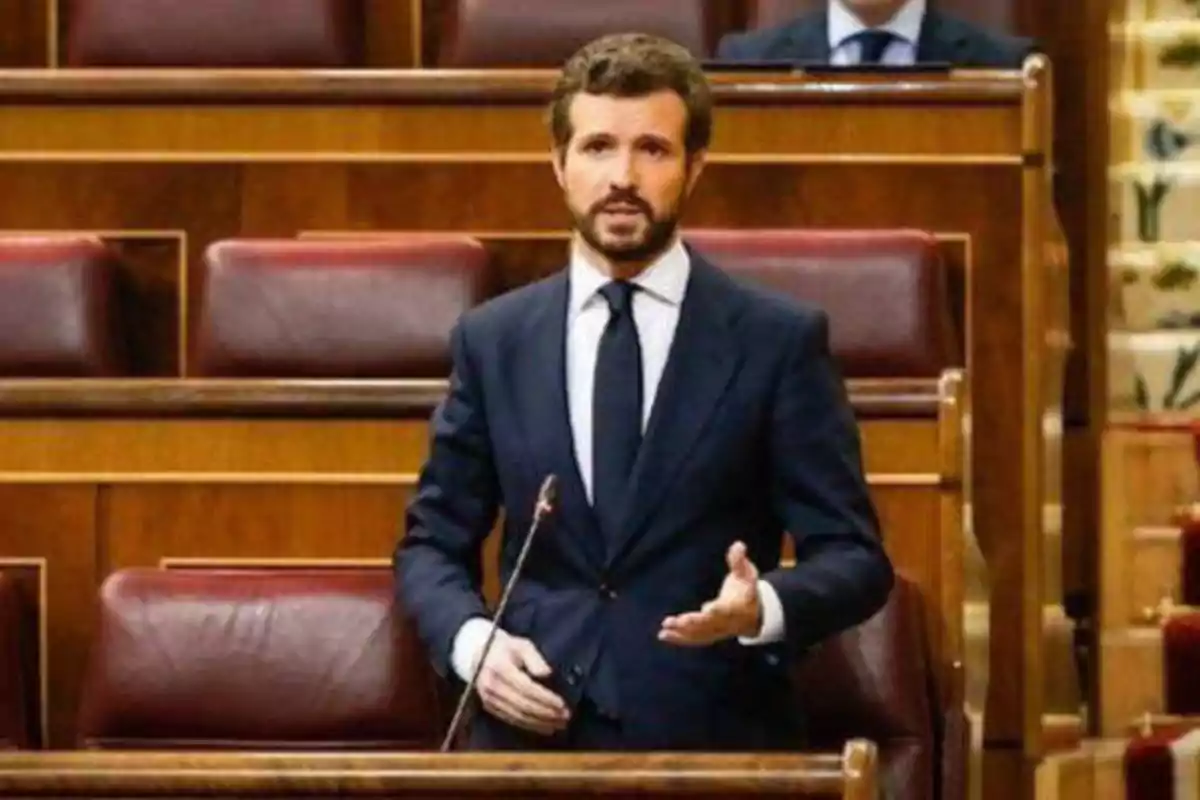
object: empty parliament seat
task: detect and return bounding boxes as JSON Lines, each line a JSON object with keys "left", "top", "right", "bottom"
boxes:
{"left": 687, "top": 229, "right": 960, "bottom": 378}
{"left": 433, "top": 0, "right": 715, "bottom": 67}
{"left": 0, "top": 236, "right": 126, "bottom": 377}
{"left": 65, "top": 0, "right": 365, "bottom": 67}
{"left": 189, "top": 238, "right": 491, "bottom": 378}
{"left": 77, "top": 569, "right": 446, "bottom": 750}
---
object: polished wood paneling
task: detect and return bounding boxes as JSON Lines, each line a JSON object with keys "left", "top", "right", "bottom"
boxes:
{"left": 0, "top": 376, "right": 964, "bottom": 749}
{"left": 0, "top": 487, "right": 96, "bottom": 748}
{"left": 0, "top": 745, "right": 877, "bottom": 799}
{"left": 364, "top": 0, "right": 419, "bottom": 67}
{"left": 101, "top": 484, "right": 409, "bottom": 573}
{"left": 1025, "top": 2, "right": 1111, "bottom": 748}
{"left": 1033, "top": 741, "right": 1126, "bottom": 800}
{"left": 0, "top": 562, "right": 45, "bottom": 749}
{"left": 0, "top": 419, "right": 425, "bottom": 475}
{"left": 1098, "top": 424, "right": 1195, "bottom": 736}
{"left": 0, "top": 0, "right": 50, "bottom": 66}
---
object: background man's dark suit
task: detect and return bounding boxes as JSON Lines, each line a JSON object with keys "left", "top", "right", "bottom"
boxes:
{"left": 395, "top": 253, "right": 894, "bottom": 750}
{"left": 716, "top": 8, "right": 1035, "bottom": 68}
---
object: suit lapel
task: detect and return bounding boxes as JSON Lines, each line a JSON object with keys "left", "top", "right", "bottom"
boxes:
{"left": 607, "top": 258, "right": 744, "bottom": 568}
{"left": 917, "top": 11, "right": 969, "bottom": 63}
{"left": 783, "top": 12, "right": 831, "bottom": 63}
{"left": 507, "top": 272, "right": 604, "bottom": 567}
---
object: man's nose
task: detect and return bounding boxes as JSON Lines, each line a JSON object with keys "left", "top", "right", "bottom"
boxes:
{"left": 608, "top": 151, "right": 638, "bottom": 189}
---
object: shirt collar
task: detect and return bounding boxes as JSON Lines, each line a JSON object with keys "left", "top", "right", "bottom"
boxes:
{"left": 568, "top": 237, "right": 690, "bottom": 318}
{"left": 828, "top": 0, "right": 926, "bottom": 49}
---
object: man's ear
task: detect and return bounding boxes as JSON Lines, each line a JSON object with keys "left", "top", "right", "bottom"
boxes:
{"left": 685, "top": 149, "right": 708, "bottom": 195}
{"left": 551, "top": 148, "right": 568, "bottom": 190}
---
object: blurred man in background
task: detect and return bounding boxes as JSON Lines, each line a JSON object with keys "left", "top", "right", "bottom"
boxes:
{"left": 718, "top": 0, "right": 1034, "bottom": 68}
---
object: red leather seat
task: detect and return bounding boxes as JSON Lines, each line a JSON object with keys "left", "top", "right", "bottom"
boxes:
{"left": 77, "top": 569, "right": 446, "bottom": 750}
{"left": 189, "top": 238, "right": 491, "bottom": 378}
{"left": 747, "top": 0, "right": 1016, "bottom": 32}
{"left": 687, "top": 229, "right": 960, "bottom": 379}
{"left": 65, "top": 0, "right": 365, "bottom": 67}
{"left": 433, "top": 0, "right": 716, "bottom": 67}
{"left": 795, "top": 574, "right": 958, "bottom": 800}
{"left": 746, "top": 0, "right": 821, "bottom": 28}
{"left": 78, "top": 568, "right": 942, "bottom": 782}
{"left": 0, "top": 236, "right": 126, "bottom": 377}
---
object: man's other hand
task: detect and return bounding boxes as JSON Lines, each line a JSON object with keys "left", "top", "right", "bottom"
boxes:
{"left": 658, "top": 541, "right": 762, "bottom": 646}
{"left": 475, "top": 630, "right": 571, "bottom": 735}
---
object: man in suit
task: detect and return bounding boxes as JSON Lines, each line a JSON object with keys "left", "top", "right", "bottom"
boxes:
{"left": 717, "top": 0, "right": 1034, "bottom": 68}
{"left": 395, "top": 32, "right": 893, "bottom": 751}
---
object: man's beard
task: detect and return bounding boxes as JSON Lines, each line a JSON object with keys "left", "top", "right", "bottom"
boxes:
{"left": 573, "top": 191, "right": 682, "bottom": 264}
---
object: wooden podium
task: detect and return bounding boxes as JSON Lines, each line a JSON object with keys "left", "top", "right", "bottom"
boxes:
{"left": 0, "top": 745, "right": 877, "bottom": 799}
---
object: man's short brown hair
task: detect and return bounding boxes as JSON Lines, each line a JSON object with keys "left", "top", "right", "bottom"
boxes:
{"left": 549, "top": 33, "right": 714, "bottom": 156}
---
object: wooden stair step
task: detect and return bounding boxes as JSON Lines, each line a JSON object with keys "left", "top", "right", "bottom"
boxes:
{"left": 1130, "top": 526, "right": 1183, "bottom": 621}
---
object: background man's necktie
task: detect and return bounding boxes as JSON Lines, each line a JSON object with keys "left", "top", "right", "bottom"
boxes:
{"left": 592, "top": 281, "right": 643, "bottom": 542}
{"left": 852, "top": 29, "right": 897, "bottom": 64}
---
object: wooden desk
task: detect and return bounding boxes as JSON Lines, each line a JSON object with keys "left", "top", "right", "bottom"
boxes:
{"left": 0, "top": 374, "right": 967, "bottom": 753}
{"left": 0, "top": 67, "right": 1063, "bottom": 761}
{"left": 0, "top": 742, "right": 879, "bottom": 799}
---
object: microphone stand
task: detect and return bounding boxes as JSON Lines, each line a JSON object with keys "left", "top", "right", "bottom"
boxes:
{"left": 439, "top": 474, "right": 558, "bottom": 752}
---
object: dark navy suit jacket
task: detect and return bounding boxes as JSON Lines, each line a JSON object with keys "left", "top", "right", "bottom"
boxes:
{"left": 716, "top": 8, "right": 1035, "bottom": 68}
{"left": 395, "top": 254, "right": 894, "bottom": 750}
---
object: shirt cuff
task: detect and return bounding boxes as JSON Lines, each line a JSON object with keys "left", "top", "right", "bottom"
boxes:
{"left": 450, "top": 616, "right": 495, "bottom": 682}
{"left": 738, "top": 579, "right": 786, "bottom": 645}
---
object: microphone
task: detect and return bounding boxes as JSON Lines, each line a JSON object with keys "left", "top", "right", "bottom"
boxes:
{"left": 439, "top": 474, "right": 559, "bottom": 752}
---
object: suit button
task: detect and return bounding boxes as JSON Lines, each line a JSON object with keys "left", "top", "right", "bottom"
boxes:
{"left": 566, "top": 665, "right": 583, "bottom": 686}
{"left": 599, "top": 583, "right": 617, "bottom": 599}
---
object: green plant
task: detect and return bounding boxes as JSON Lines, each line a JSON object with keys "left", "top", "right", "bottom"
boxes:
{"left": 1152, "top": 260, "right": 1200, "bottom": 290}
{"left": 1133, "top": 343, "right": 1200, "bottom": 410}
{"left": 1136, "top": 180, "right": 1173, "bottom": 242}
{"left": 1167, "top": 343, "right": 1200, "bottom": 409}
{"left": 1161, "top": 37, "right": 1200, "bottom": 67}
{"left": 1135, "top": 374, "right": 1151, "bottom": 409}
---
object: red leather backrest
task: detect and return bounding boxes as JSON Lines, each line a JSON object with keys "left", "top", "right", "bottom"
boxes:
{"left": 748, "top": 0, "right": 822, "bottom": 28}
{"left": 0, "top": 236, "right": 126, "bottom": 377}
{"left": 687, "top": 229, "right": 960, "bottom": 379}
{"left": 794, "top": 575, "right": 938, "bottom": 800}
{"left": 65, "top": 0, "right": 365, "bottom": 67}
{"left": 434, "top": 0, "right": 715, "bottom": 66}
{"left": 189, "top": 238, "right": 491, "bottom": 378}
{"left": 77, "top": 569, "right": 446, "bottom": 750}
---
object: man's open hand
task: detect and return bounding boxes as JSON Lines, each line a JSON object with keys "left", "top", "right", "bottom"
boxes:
{"left": 658, "top": 541, "right": 762, "bottom": 646}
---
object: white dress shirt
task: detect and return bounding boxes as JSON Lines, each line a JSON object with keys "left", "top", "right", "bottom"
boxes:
{"left": 450, "top": 239, "right": 785, "bottom": 683}
{"left": 828, "top": 0, "right": 925, "bottom": 66}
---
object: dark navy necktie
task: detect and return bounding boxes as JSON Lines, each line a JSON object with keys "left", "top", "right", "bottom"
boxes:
{"left": 852, "top": 29, "right": 896, "bottom": 64}
{"left": 592, "top": 281, "right": 643, "bottom": 540}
